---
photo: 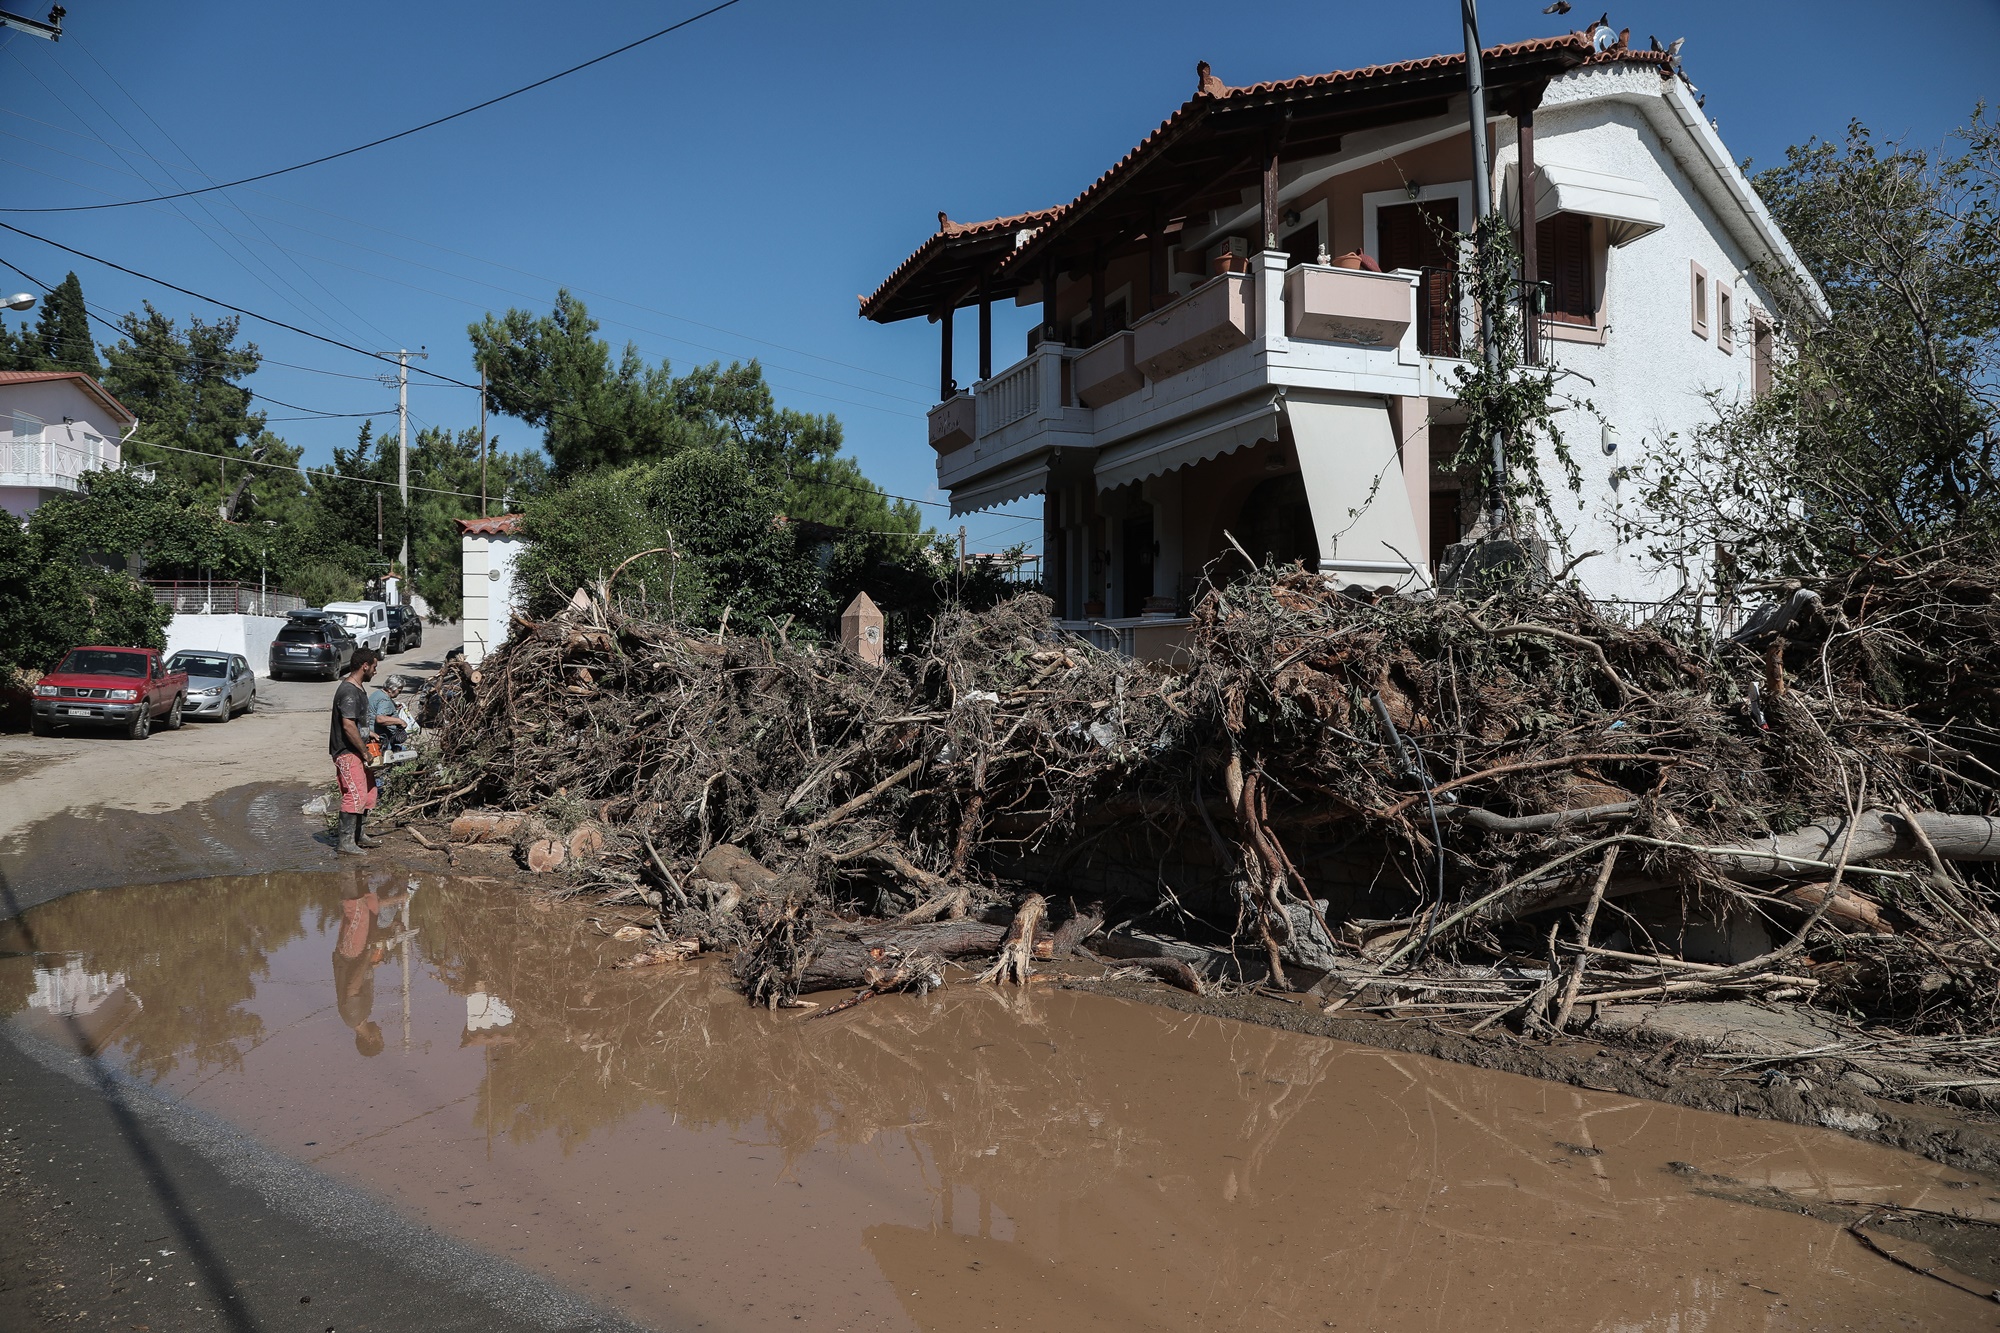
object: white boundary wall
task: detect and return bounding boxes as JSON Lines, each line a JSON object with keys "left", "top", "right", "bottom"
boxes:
{"left": 164, "top": 614, "right": 290, "bottom": 668}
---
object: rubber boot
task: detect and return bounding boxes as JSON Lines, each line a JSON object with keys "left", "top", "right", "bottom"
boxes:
{"left": 355, "top": 812, "right": 384, "bottom": 848}
{"left": 337, "top": 812, "right": 366, "bottom": 856}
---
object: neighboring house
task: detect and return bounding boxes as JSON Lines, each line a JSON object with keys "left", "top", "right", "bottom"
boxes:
{"left": 458, "top": 514, "right": 524, "bottom": 666}
{"left": 0, "top": 370, "right": 144, "bottom": 520}
{"left": 861, "top": 23, "right": 1819, "bottom": 656}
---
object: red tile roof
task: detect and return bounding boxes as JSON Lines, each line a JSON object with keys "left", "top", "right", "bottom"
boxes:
{"left": 455, "top": 513, "right": 524, "bottom": 536}
{"left": 0, "top": 369, "right": 139, "bottom": 426}
{"left": 858, "top": 206, "right": 1062, "bottom": 323}
{"left": 863, "top": 27, "right": 1674, "bottom": 320}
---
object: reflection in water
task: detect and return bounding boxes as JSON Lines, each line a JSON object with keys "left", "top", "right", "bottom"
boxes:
{"left": 332, "top": 872, "right": 414, "bottom": 1057}
{"left": 3, "top": 872, "right": 1994, "bottom": 1333}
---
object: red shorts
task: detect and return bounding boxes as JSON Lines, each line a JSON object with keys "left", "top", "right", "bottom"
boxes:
{"left": 335, "top": 751, "right": 378, "bottom": 814}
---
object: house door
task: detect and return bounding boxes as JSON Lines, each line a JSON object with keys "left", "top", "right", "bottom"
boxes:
{"left": 1377, "top": 200, "right": 1461, "bottom": 356}
{"left": 1121, "top": 514, "right": 1154, "bottom": 618}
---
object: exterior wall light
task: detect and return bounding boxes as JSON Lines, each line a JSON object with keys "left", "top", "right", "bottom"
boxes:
{"left": 1601, "top": 423, "right": 1620, "bottom": 455}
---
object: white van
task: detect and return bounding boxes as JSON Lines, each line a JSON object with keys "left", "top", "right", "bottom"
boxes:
{"left": 322, "top": 601, "right": 391, "bottom": 652}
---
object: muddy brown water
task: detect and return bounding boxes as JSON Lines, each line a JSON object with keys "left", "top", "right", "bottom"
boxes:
{"left": 4, "top": 871, "right": 1998, "bottom": 1332}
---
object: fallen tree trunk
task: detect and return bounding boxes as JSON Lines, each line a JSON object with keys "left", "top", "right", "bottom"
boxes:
{"left": 798, "top": 921, "right": 1007, "bottom": 992}
{"left": 1507, "top": 810, "right": 2000, "bottom": 920}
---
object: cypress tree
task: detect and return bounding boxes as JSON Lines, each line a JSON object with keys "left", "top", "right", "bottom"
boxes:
{"left": 34, "top": 272, "right": 101, "bottom": 377}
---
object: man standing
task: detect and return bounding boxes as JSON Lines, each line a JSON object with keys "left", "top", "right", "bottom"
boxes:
{"left": 331, "top": 648, "right": 383, "bottom": 855}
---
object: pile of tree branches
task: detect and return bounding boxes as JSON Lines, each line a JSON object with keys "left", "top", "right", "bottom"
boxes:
{"left": 392, "top": 545, "right": 2000, "bottom": 1064}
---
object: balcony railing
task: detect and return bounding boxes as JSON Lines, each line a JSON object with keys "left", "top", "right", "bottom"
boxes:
{"left": 978, "top": 356, "right": 1041, "bottom": 434}
{"left": 1, "top": 435, "right": 138, "bottom": 485}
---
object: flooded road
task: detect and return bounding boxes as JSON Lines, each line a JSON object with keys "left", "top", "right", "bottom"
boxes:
{"left": 4, "top": 870, "right": 1996, "bottom": 1332}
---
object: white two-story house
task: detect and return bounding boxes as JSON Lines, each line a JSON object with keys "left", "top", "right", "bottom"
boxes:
{"left": 860, "top": 23, "right": 1819, "bottom": 656}
{"left": 0, "top": 369, "right": 142, "bottom": 520}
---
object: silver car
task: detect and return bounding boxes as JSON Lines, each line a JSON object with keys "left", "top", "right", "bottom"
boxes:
{"left": 167, "top": 652, "right": 257, "bottom": 722}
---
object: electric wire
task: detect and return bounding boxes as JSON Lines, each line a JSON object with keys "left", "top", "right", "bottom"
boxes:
{"left": 0, "top": 0, "right": 751, "bottom": 214}
{"left": 5, "top": 49, "right": 388, "bottom": 350}
{"left": 0, "top": 237, "right": 1033, "bottom": 519}
{"left": 2, "top": 106, "right": 934, "bottom": 395}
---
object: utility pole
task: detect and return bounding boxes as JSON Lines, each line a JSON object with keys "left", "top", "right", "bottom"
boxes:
{"left": 384, "top": 347, "right": 428, "bottom": 571}
{"left": 1460, "top": 0, "right": 1508, "bottom": 533}
{"left": 478, "top": 364, "right": 489, "bottom": 518}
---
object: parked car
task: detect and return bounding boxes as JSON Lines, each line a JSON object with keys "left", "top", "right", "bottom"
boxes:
{"left": 384, "top": 605, "right": 423, "bottom": 653}
{"left": 166, "top": 651, "right": 257, "bottom": 721}
{"left": 31, "top": 646, "right": 188, "bottom": 739}
{"left": 322, "top": 601, "right": 391, "bottom": 652}
{"left": 269, "top": 612, "right": 357, "bottom": 681}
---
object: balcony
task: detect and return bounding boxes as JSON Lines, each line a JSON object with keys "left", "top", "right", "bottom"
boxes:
{"left": 0, "top": 434, "right": 146, "bottom": 491}
{"left": 934, "top": 252, "right": 1471, "bottom": 504}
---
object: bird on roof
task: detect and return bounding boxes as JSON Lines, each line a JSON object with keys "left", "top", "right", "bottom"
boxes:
{"left": 1594, "top": 12, "right": 1609, "bottom": 28}
{"left": 1195, "top": 60, "right": 1226, "bottom": 98}
{"left": 1667, "top": 37, "right": 1684, "bottom": 62}
{"left": 1542, "top": 1, "right": 1570, "bottom": 13}
{"left": 1648, "top": 34, "right": 1662, "bottom": 51}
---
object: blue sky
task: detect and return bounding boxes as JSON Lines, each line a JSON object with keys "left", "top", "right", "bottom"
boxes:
{"left": 2, "top": 0, "right": 1994, "bottom": 556}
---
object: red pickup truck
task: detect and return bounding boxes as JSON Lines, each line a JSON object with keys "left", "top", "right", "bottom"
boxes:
{"left": 31, "top": 646, "right": 188, "bottom": 740}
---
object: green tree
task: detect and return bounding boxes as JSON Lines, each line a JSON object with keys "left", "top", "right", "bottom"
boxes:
{"left": 1621, "top": 108, "right": 2000, "bottom": 584}
{"left": 468, "top": 293, "right": 917, "bottom": 541}
{"left": 102, "top": 304, "right": 302, "bottom": 521}
{"left": 31, "top": 272, "right": 101, "bottom": 377}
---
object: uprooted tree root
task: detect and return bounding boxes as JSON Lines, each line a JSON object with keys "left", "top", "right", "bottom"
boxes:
{"left": 395, "top": 545, "right": 2000, "bottom": 1100}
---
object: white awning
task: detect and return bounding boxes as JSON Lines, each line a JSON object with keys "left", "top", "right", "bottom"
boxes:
{"left": 1092, "top": 394, "right": 1282, "bottom": 492}
{"left": 1287, "top": 393, "right": 1429, "bottom": 591}
{"left": 949, "top": 454, "right": 1049, "bottom": 517}
{"left": 1531, "top": 162, "right": 1664, "bottom": 247}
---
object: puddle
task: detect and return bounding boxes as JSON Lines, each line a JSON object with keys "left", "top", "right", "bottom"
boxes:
{"left": 4, "top": 870, "right": 1997, "bottom": 1332}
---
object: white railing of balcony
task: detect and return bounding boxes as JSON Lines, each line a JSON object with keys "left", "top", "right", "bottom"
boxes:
{"left": 1, "top": 435, "right": 125, "bottom": 483}
{"left": 978, "top": 357, "right": 1041, "bottom": 435}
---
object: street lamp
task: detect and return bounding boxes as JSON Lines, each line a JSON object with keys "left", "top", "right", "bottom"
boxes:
{"left": 4, "top": 293, "right": 37, "bottom": 312}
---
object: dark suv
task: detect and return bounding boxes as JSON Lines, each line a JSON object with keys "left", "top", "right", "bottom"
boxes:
{"left": 385, "top": 605, "right": 424, "bottom": 653}
{"left": 269, "top": 613, "right": 357, "bottom": 681}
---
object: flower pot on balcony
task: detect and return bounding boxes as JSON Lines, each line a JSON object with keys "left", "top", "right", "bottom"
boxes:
{"left": 1333, "top": 251, "right": 1381, "bottom": 272}
{"left": 1074, "top": 330, "right": 1143, "bottom": 408}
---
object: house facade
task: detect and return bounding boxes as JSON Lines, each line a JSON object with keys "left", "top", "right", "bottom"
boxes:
{"left": 861, "top": 24, "right": 1817, "bottom": 656}
{"left": 0, "top": 369, "right": 143, "bottom": 520}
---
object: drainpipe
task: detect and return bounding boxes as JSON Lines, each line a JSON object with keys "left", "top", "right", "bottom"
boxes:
{"left": 1460, "top": 0, "right": 1507, "bottom": 531}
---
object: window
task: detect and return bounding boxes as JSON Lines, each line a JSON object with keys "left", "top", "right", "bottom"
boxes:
{"left": 1283, "top": 221, "right": 1322, "bottom": 269}
{"left": 1753, "top": 316, "right": 1774, "bottom": 398}
{"left": 1534, "top": 213, "right": 1595, "bottom": 324}
{"left": 1377, "top": 200, "right": 1460, "bottom": 273}
{"left": 1717, "top": 284, "right": 1734, "bottom": 353}
{"left": 1690, "top": 262, "right": 1709, "bottom": 339}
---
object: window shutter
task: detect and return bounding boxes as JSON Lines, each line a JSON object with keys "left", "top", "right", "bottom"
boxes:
{"left": 1536, "top": 214, "right": 1593, "bottom": 323}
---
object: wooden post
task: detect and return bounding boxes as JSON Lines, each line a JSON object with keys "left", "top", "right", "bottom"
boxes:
{"left": 1089, "top": 257, "right": 1105, "bottom": 346}
{"left": 978, "top": 272, "right": 993, "bottom": 382}
{"left": 1041, "top": 255, "right": 1059, "bottom": 346}
{"left": 1147, "top": 218, "right": 1167, "bottom": 315}
{"left": 939, "top": 304, "right": 955, "bottom": 401}
{"left": 1517, "top": 100, "right": 1539, "bottom": 365}
{"left": 1261, "top": 138, "right": 1281, "bottom": 251}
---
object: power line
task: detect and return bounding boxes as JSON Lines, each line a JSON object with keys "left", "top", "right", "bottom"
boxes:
{"left": 0, "top": 231, "right": 1031, "bottom": 519}
{"left": 0, "top": 0, "right": 748, "bottom": 214}
{"left": 123, "top": 435, "right": 508, "bottom": 503}
{"left": 2, "top": 106, "right": 934, "bottom": 393}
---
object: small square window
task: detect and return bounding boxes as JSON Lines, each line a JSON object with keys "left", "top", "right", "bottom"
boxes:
{"left": 1717, "top": 285, "right": 1734, "bottom": 354}
{"left": 1690, "top": 262, "right": 1709, "bottom": 339}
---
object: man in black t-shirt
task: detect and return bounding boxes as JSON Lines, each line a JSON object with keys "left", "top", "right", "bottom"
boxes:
{"left": 330, "top": 648, "right": 382, "bottom": 855}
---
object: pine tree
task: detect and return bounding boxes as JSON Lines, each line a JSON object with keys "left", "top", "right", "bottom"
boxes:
{"left": 33, "top": 272, "right": 100, "bottom": 377}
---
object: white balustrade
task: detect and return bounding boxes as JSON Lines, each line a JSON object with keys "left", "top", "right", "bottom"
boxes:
{"left": 978, "top": 357, "right": 1041, "bottom": 434}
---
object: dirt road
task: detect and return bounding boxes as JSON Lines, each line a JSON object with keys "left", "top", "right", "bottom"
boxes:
{"left": 0, "top": 628, "right": 455, "bottom": 912}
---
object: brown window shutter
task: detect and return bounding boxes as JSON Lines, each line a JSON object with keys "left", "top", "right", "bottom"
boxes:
{"left": 1536, "top": 214, "right": 1593, "bottom": 323}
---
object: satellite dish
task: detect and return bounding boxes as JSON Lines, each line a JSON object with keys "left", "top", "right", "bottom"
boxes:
{"left": 1590, "top": 24, "right": 1617, "bottom": 52}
